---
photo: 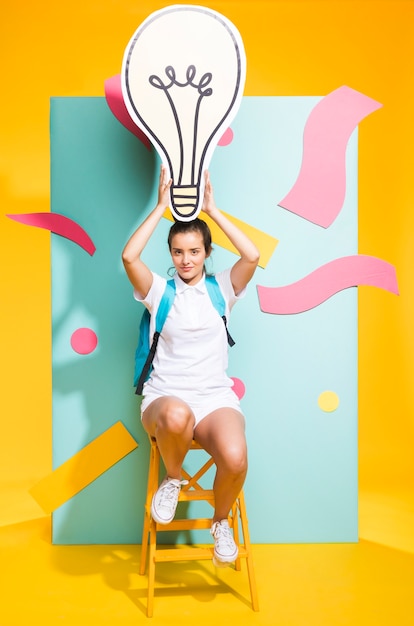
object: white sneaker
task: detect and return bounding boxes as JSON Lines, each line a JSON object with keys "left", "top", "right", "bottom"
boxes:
{"left": 210, "top": 519, "right": 238, "bottom": 567}
{"left": 151, "top": 476, "right": 187, "bottom": 524}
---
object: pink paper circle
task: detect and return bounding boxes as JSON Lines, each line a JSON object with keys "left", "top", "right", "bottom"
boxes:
{"left": 70, "top": 328, "right": 98, "bottom": 355}
{"left": 218, "top": 127, "right": 234, "bottom": 147}
{"left": 231, "top": 377, "right": 246, "bottom": 400}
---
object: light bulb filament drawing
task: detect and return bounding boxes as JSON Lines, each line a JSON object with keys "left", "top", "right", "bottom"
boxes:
{"left": 149, "top": 65, "right": 213, "bottom": 214}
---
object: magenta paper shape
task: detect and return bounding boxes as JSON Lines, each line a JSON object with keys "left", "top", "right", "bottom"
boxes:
{"left": 257, "top": 255, "right": 399, "bottom": 314}
{"left": 218, "top": 127, "right": 234, "bottom": 146}
{"left": 71, "top": 328, "right": 98, "bottom": 355}
{"left": 278, "top": 86, "right": 382, "bottom": 228}
{"left": 7, "top": 212, "right": 96, "bottom": 256}
{"left": 231, "top": 377, "right": 245, "bottom": 400}
{"left": 104, "top": 74, "right": 151, "bottom": 149}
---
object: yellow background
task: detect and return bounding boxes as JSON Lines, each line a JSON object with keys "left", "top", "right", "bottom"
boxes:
{"left": 1, "top": 0, "right": 413, "bottom": 529}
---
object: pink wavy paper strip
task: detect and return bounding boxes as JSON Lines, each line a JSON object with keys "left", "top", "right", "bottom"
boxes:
{"left": 257, "top": 255, "right": 399, "bottom": 314}
{"left": 6, "top": 213, "right": 96, "bottom": 256}
{"left": 278, "top": 86, "right": 382, "bottom": 228}
{"left": 104, "top": 74, "right": 151, "bottom": 150}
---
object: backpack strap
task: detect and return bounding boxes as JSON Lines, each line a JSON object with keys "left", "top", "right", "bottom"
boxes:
{"left": 205, "top": 275, "right": 235, "bottom": 347}
{"left": 135, "top": 279, "right": 176, "bottom": 395}
{"left": 154, "top": 279, "right": 176, "bottom": 333}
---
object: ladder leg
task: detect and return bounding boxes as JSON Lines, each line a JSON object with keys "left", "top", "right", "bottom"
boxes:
{"left": 147, "top": 519, "right": 157, "bottom": 617}
{"left": 140, "top": 440, "right": 160, "bottom": 576}
{"left": 238, "top": 490, "right": 259, "bottom": 611}
{"left": 232, "top": 500, "right": 242, "bottom": 572}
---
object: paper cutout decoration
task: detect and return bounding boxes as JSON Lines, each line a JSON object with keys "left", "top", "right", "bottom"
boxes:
{"left": 318, "top": 391, "right": 340, "bottom": 412}
{"left": 7, "top": 212, "right": 96, "bottom": 256}
{"left": 231, "top": 377, "right": 246, "bottom": 400}
{"left": 218, "top": 127, "right": 234, "bottom": 147}
{"left": 278, "top": 86, "right": 382, "bottom": 228}
{"left": 70, "top": 327, "right": 98, "bottom": 355}
{"left": 29, "top": 421, "right": 138, "bottom": 513}
{"left": 163, "top": 207, "right": 278, "bottom": 269}
{"left": 104, "top": 74, "right": 151, "bottom": 149}
{"left": 121, "top": 5, "right": 246, "bottom": 221}
{"left": 257, "top": 255, "right": 399, "bottom": 314}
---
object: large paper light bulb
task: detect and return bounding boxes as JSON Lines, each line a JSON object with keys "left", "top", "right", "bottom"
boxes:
{"left": 121, "top": 4, "right": 246, "bottom": 221}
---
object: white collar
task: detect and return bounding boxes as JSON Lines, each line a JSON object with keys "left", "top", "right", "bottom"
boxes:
{"left": 173, "top": 272, "right": 207, "bottom": 295}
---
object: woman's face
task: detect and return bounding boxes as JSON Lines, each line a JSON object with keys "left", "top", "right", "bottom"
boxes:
{"left": 170, "top": 231, "right": 209, "bottom": 285}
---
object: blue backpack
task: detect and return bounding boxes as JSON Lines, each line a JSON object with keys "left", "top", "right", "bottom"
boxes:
{"left": 134, "top": 275, "right": 235, "bottom": 395}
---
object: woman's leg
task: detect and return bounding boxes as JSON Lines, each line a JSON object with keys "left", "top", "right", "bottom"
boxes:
{"left": 142, "top": 396, "right": 195, "bottom": 480}
{"left": 194, "top": 408, "right": 247, "bottom": 522}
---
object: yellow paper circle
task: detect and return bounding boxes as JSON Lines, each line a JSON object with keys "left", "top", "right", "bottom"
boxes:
{"left": 318, "top": 391, "right": 340, "bottom": 412}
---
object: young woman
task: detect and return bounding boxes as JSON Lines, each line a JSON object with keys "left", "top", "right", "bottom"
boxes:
{"left": 122, "top": 165, "right": 260, "bottom": 566}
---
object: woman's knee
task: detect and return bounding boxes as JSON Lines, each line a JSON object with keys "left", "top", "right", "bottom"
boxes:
{"left": 217, "top": 442, "right": 248, "bottom": 477}
{"left": 157, "top": 400, "right": 194, "bottom": 435}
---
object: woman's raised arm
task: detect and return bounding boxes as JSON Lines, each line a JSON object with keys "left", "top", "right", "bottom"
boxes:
{"left": 201, "top": 171, "right": 260, "bottom": 295}
{"left": 122, "top": 165, "right": 172, "bottom": 298}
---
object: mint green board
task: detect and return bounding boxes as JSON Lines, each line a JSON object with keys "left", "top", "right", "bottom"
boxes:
{"left": 51, "top": 97, "right": 358, "bottom": 544}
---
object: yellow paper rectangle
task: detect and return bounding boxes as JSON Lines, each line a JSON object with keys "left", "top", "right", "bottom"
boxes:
{"left": 29, "top": 421, "right": 138, "bottom": 514}
{"left": 163, "top": 208, "right": 278, "bottom": 268}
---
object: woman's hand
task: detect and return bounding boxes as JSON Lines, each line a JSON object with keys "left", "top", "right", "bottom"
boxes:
{"left": 201, "top": 170, "right": 218, "bottom": 217}
{"left": 157, "top": 164, "right": 172, "bottom": 208}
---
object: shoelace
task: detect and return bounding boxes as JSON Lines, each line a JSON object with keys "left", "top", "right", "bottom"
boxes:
{"left": 211, "top": 522, "right": 234, "bottom": 550}
{"left": 159, "top": 479, "right": 187, "bottom": 507}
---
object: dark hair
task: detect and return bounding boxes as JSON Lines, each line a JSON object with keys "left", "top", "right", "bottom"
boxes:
{"left": 168, "top": 218, "right": 212, "bottom": 255}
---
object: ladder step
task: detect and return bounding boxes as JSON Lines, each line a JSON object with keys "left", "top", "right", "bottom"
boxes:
{"left": 155, "top": 518, "right": 212, "bottom": 531}
{"left": 153, "top": 546, "right": 248, "bottom": 563}
{"left": 154, "top": 517, "right": 237, "bottom": 532}
{"left": 179, "top": 489, "right": 215, "bottom": 502}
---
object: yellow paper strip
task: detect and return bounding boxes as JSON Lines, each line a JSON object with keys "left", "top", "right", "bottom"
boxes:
{"left": 163, "top": 209, "right": 278, "bottom": 268}
{"left": 29, "top": 421, "right": 138, "bottom": 514}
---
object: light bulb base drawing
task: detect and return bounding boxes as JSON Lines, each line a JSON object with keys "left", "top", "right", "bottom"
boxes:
{"left": 121, "top": 5, "right": 246, "bottom": 221}
{"left": 171, "top": 185, "right": 199, "bottom": 220}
